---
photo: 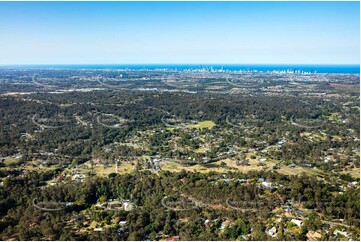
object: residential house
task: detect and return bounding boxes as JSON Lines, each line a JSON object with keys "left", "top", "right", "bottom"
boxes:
{"left": 166, "top": 236, "right": 180, "bottom": 241}
{"left": 265, "top": 226, "right": 277, "bottom": 238}
{"left": 290, "top": 219, "right": 303, "bottom": 227}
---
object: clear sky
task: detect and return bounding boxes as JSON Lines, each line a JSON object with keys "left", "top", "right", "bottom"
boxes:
{"left": 0, "top": 1, "right": 359, "bottom": 65}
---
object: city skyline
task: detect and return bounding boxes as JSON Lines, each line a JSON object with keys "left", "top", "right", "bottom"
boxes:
{"left": 0, "top": 1, "right": 359, "bottom": 65}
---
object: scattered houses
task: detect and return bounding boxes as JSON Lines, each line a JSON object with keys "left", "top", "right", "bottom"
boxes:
{"left": 95, "top": 199, "right": 134, "bottom": 211}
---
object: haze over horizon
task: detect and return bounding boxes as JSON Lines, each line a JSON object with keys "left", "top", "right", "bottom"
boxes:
{"left": 0, "top": 1, "right": 359, "bottom": 65}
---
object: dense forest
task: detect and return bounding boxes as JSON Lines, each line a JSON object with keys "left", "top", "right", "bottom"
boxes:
{"left": 0, "top": 170, "right": 359, "bottom": 240}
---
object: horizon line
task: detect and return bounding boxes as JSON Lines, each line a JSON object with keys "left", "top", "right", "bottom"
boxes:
{"left": 0, "top": 63, "right": 360, "bottom": 66}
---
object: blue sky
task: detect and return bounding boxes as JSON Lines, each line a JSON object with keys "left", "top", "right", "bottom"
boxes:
{"left": 0, "top": 1, "right": 359, "bottom": 65}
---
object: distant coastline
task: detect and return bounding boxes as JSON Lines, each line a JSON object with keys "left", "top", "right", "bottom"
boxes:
{"left": 0, "top": 64, "right": 359, "bottom": 74}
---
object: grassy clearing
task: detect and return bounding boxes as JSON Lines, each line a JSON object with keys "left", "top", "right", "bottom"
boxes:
{"left": 87, "top": 157, "right": 329, "bottom": 179}
{"left": 328, "top": 113, "right": 342, "bottom": 122}
{"left": 277, "top": 165, "right": 325, "bottom": 179}
{"left": 161, "top": 155, "right": 279, "bottom": 174}
{"left": 194, "top": 147, "right": 207, "bottom": 154}
{"left": 330, "top": 83, "right": 360, "bottom": 92}
{"left": 161, "top": 161, "right": 181, "bottom": 172}
{"left": 117, "top": 142, "right": 141, "bottom": 149}
{"left": 341, "top": 167, "right": 360, "bottom": 179}
{"left": 214, "top": 158, "right": 264, "bottom": 172}
{"left": 160, "top": 160, "right": 228, "bottom": 173}
{"left": 3, "top": 158, "right": 20, "bottom": 166}
{"left": 189, "top": 120, "right": 216, "bottom": 129}
{"left": 300, "top": 132, "right": 327, "bottom": 142}
{"left": 91, "top": 162, "right": 134, "bottom": 176}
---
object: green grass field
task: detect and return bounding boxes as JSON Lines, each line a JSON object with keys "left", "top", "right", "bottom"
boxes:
{"left": 189, "top": 120, "right": 216, "bottom": 129}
